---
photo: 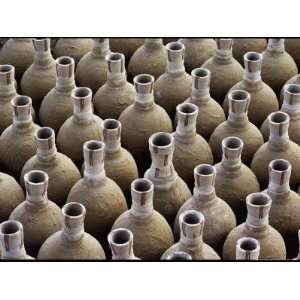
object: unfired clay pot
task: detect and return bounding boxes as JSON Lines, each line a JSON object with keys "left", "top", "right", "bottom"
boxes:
{"left": 172, "top": 103, "right": 213, "bottom": 189}
{"left": 223, "top": 52, "right": 279, "bottom": 127}
{"left": 0, "top": 95, "right": 39, "bottom": 178}
{"left": 9, "top": 170, "right": 61, "bottom": 257}
{"left": 93, "top": 52, "right": 135, "bottom": 120}
{"left": 53, "top": 38, "right": 93, "bottom": 65}
{"left": 251, "top": 111, "right": 300, "bottom": 190}
{"left": 21, "top": 38, "right": 56, "bottom": 111}
{"left": 161, "top": 210, "right": 220, "bottom": 260}
{"left": 235, "top": 237, "right": 260, "bottom": 260}
{"left": 223, "top": 192, "right": 286, "bottom": 260}
{"left": 186, "top": 68, "right": 225, "bottom": 140}
{"left": 144, "top": 132, "right": 192, "bottom": 225}
{"left": 285, "top": 39, "right": 300, "bottom": 70}
{"left": 66, "top": 140, "right": 127, "bottom": 244}
{"left": 232, "top": 38, "right": 267, "bottom": 66}
{"left": 57, "top": 87, "right": 103, "bottom": 167}
{"left": 76, "top": 38, "right": 110, "bottom": 93}
{"left": 201, "top": 38, "right": 243, "bottom": 103}
{"left": 128, "top": 39, "right": 167, "bottom": 81}
{"left": 0, "top": 220, "right": 33, "bottom": 260}
{"left": 154, "top": 41, "right": 192, "bottom": 120}
{"left": 39, "top": 56, "right": 76, "bottom": 133}
{"left": 209, "top": 89, "right": 264, "bottom": 165}
{"left": 118, "top": 74, "right": 172, "bottom": 176}
{"left": 265, "top": 159, "right": 300, "bottom": 258}
{"left": 279, "top": 74, "right": 300, "bottom": 107}
{"left": 174, "top": 164, "right": 236, "bottom": 254}
{"left": 261, "top": 39, "right": 298, "bottom": 96}
{"left": 179, "top": 38, "right": 216, "bottom": 74}
{"left": 21, "top": 127, "right": 81, "bottom": 207}
{"left": 38, "top": 202, "right": 105, "bottom": 260}
{"left": 214, "top": 137, "right": 260, "bottom": 224}
{"left": 112, "top": 178, "right": 174, "bottom": 260}
{"left": 0, "top": 38, "right": 34, "bottom": 80}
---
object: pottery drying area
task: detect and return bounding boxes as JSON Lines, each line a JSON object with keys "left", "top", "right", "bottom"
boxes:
{"left": 0, "top": 38, "right": 300, "bottom": 261}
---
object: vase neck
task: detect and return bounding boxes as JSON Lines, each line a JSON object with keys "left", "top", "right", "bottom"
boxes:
{"left": 267, "top": 38, "right": 285, "bottom": 53}
{"left": 0, "top": 65, "right": 16, "bottom": 98}
{"left": 214, "top": 38, "right": 233, "bottom": 61}
{"left": 35, "top": 127, "right": 57, "bottom": 162}
{"left": 103, "top": 119, "right": 121, "bottom": 154}
{"left": 243, "top": 52, "right": 262, "bottom": 84}
{"left": 220, "top": 136, "right": 243, "bottom": 171}
{"left": 55, "top": 56, "right": 76, "bottom": 93}
{"left": 281, "top": 84, "right": 300, "bottom": 120}
{"left": 92, "top": 38, "right": 110, "bottom": 58}
{"left": 190, "top": 68, "right": 211, "bottom": 102}
{"left": 72, "top": 87, "right": 94, "bottom": 123}
{"left": 133, "top": 74, "right": 155, "bottom": 110}
{"left": 106, "top": 52, "right": 127, "bottom": 87}
{"left": 236, "top": 237, "right": 260, "bottom": 260}
{"left": 268, "top": 111, "right": 290, "bottom": 148}
{"left": 32, "top": 38, "right": 53, "bottom": 67}
{"left": 12, "top": 96, "right": 33, "bottom": 129}
{"left": 166, "top": 41, "right": 186, "bottom": 76}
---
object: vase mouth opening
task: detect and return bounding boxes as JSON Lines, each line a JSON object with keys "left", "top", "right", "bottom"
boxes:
{"left": 177, "top": 103, "right": 197, "bottom": 115}
{"left": 12, "top": 95, "right": 31, "bottom": 107}
{"left": 109, "top": 228, "right": 132, "bottom": 245}
{"left": 84, "top": 140, "right": 105, "bottom": 152}
{"left": 134, "top": 74, "right": 154, "bottom": 86}
{"left": 0, "top": 220, "right": 22, "bottom": 236}
{"left": 182, "top": 210, "right": 203, "bottom": 226}
{"left": 0, "top": 64, "right": 13, "bottom": 73}
{"left": 268, "top": 111, "right": 289, "bottom": 125}
{"left": 247, "top": 193, "right": 271, "bottom": 207}
{"left": 57, "top": 56, "right": 74, "bottom": 66}
{"left": 72, "top": 87, "right": 92, "bottom": 99}
{"left": 223, "top": 136, "right": 243, "bottom": 150}
{"left": 103, "top": 119, "right": 120, "bottom": 130}
{"left": 63, "top": 202, "right": 86, "bottom": 218}
{"left": 166, "top": 251, "right": 192, "bottom": 261}
{"left": 132, "top": 178, "right": 153, "bottom": 194}
{"left": 192, "top": 68, "right": 210, "bottom": 78}
{"left": 229, "top": 90, "right": 249, "bottom": 102}
{"left": 36, "top": 127, "right": 53, "bottom": 140}
{"left": 107, "top": 53, "right": 123, "bottom": 62}
{"left": 150, "top": 132, "right": 173, "bottom": 148}
{"left": 166, "top": 41, "right": 184, "bottom": 52}
{"left": 25, "top": 170, "right": 48, "bottom": 185}
{"left": 238, "top": 237, "right": 259, "bottom": 251}
{"left": 195, "top": 164, "right": 215, "bottom": 177}
{"left": 270, "top": 159, "right": 290, "bottom": 172}
{"left": 285, "top": 84, "right": 300, "bottom": 96}
{"left": 244, "top": 52, "right": 261, "bottom": 62}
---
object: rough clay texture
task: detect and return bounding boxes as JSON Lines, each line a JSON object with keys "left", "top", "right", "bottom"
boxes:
{"left": 223, "top": 224, "right": 286, "bottom": 260}
{"left": 112, "top": 210, "right": 174, "bottom": 260}
{"left": 119, "top": 104, "right": 173, "bottom": 176}
{"left": 0, "top": 123, "right": 40, "bottom": 178}
{"left": 9, "top": 200, "right": 61, "bottom": 257}
{"left": 66, "top": 177, "right": 127, "bottom": 241}
{"left": 186, "top": 97, "right": 226, "bottom": 141}
{"left": 279, "top": 74, "right": 300, "bottom": 107}
{"left": 20, "top": 63, "right": 57, "bottom": 110}
{"left": 261, "top": 51, "right": 298, "bottom": 96}
{"left": 173, "top": 196, "right": 236, "bottom": 254}
{"left": 39, "top": 89, "right": 74, "bottom": 133}
{"left": 285, "top": 39, "right": 300, "bottom": 71}
{"left": 179, "top": 39, "right": 216, "bottom": 74}
{"left": 0, "top": 39, "right": 34, "bottom": 80}
{"left": 109, "top": 38, "right": 144, "bottom": 63}
{"left": 56, "top": 117, "right": 103, "bottom": 167}
{"left": 93, "top": 81, "right": 135, "bottom": 120}
{"left": 265, "top": 190, "right": 300, "bottom": 258}
{"left": 0, "top": 172, "right": 25, "bottom": 222}
{"left": 128, "top": 44, "right": 167, "bottom": 81}
{"left": 20, "top": 153, "right": 81, "bottom": 207}
{"left": 251, "top": 142, "right": 300, "bottom": 190}
{"left": 201, "top": 57, "right": 243, "bottom": 103}
{"left": 53, "top": 38, "right": 93, "bottom": 65}
{"left": 104, "top": 149, "right": 139, "bottom": 203}
{"left": 37, "top": 231, "right": 106, "bottom": 260}
{"left": 223, "top": 81, "right": 279, "bottom": 127}
{"left": 154, "top": 72, "right": 192, "bottom": 120}
{"left": 214, "top": 163, "right": 260, "bottom": 224}
{"left": 173, "top": 135, "right": 214, "bottom": 188}
{"left": 209, "top": 121, "right": 264, "bottom": 166}
{"left": 232, "top": 39, "right": 267, "bottom": 66}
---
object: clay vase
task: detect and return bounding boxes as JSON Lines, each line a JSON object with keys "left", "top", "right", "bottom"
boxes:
{"left": 102, "top": 119, "right": 138, "bottom": 202}
{"left": 201, "top": 38, "right": 243, "bottom": 103}
{"left": 161, "top": 210, "right": 220, "bottom": 260}
{"left": 119, "top": 74, "right": 172, "bottom": 176}
{"left": 261, "top": 84, "right": 300, "bottom": 144}
{"left": 39, "top": 56, "right": 76, "bottom": 133}
{"left": 0, "top": 220, "right": 33, "bottom": 260}
{"left": 76, "top": 38, "right": 110, "bottom": 93}
{"left": 93, "top": 52, "right": 135, "bottom": 120}
{"left": 109, "top": 38, "right": 144, "bottom": 63}
{"left": 144, "top": 132, "right": 192, "bottom": 225}
{"left": 209, "top": 90, "right": 264, "bottom": 165}
{"left": 174, "top": 164, "right": 236, "bottom": 254}
{"left": 21, "top": 38, "right": 56, "bottom": 111}
{"left": 285, "top": 39, "right": 300, "bottom": 70}
{"left": 53, "top": 38, "right": 93, "bottom": 65}
{"left": 172, "top": 103, "right": 213, "bottom": 189}
{"left": 0, "top": 95, "right": 39, "bottom": 178}
{"left": 178, "top": 38, "right": 216, "bottom": 74}
{"left": 128, "top": 39, "right": 167, "bottom": 81}
{"left": 38, "top": 202, "right": 105, "bottom": 260}
{"left": 261, "top": 38, "right": 298, "bottom": 96}
{"left": 154, "top": 41, "right": 192, "bottom": 120}
{"left": 223, "top": 52, "right": 279, "bottom": 127}
{"left": 232, "top": 38, "right": 267, "bottom": 66}
{"left": 0, "top": 38, "right": 34, "bottom": 81}
{"left": 251, "top": 111, "right": 300, "bottom": 190}
{"left": 235, "top": 237, "right": 260, "bottom": 260}
{"left": 112, "top": 178, "right": 174, "bottom": 260}
{"left": 214, "top": 137, "right": 260, "bottom": 224}
{"left": 279, "top": 74, "right": 300, "bottom": 106}
{"left": 108, "top": 228, "right": 139, "bottom": 260}
{"left": 67, "top": 140, "right": 127, "bottom": 244}
{"left": 57, "top": 87, "right": 103, "bottom": 167}
{"left": 21, "top": 127, "right": 81, "bottom": 207}
{"left": 265, "top": 159, "right": 300, "bottom": 258}
{"left": 9, "top": 170, "right": 61, "bottom": 257}
{"left": 223, "top": 192, "right": 286, "bottom": 260}
{"left": 165, "top": 251, "right": 192, "bottom": 261}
